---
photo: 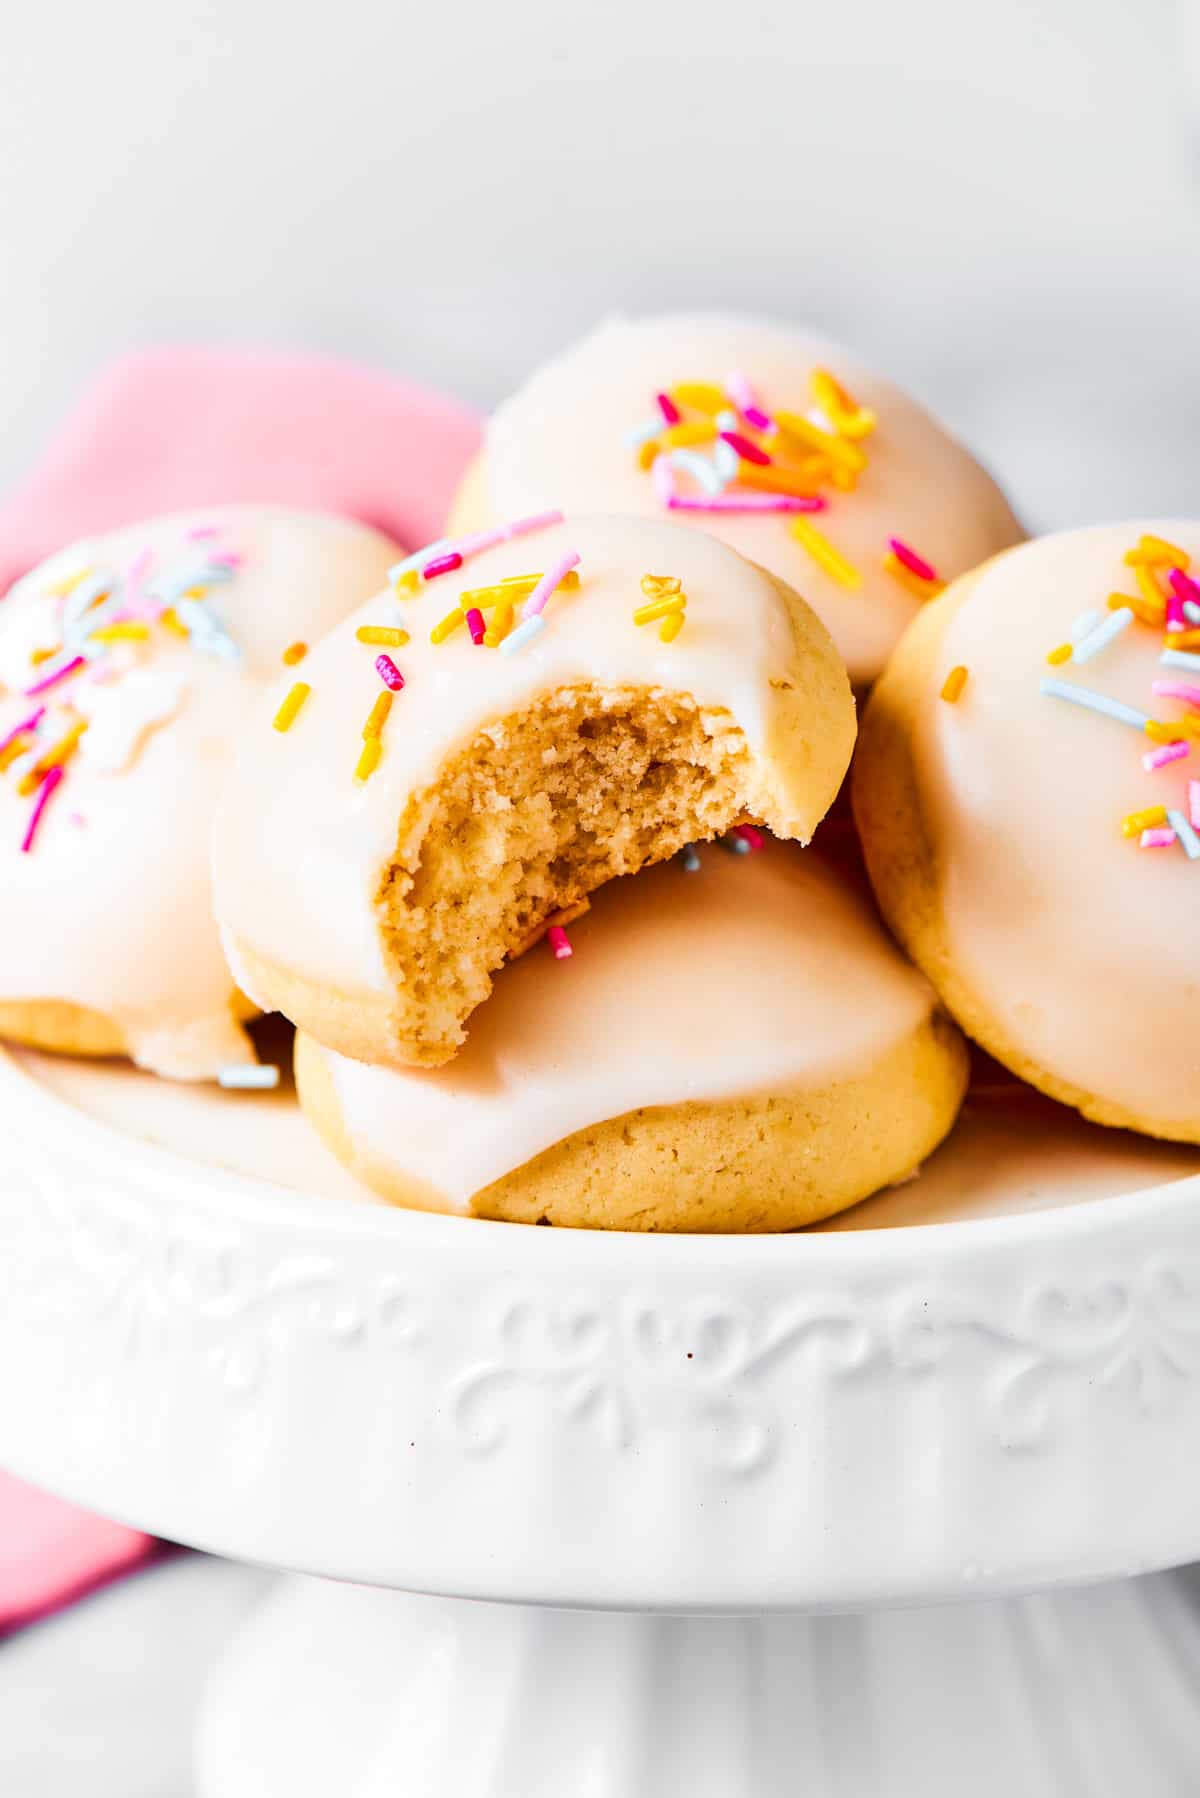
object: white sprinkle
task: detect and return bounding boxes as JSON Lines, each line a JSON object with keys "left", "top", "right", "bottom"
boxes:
{"left": 1073, "top": 607, "right": 1133, "bottom": 664}
{"left": 713, "top": 438, "right": 739, "bottom": 484}
{"left": 499, "top": 615, "right": 548, "bottom": 657}
{"left": 1162, "top": 648, "right": 1200, "bottom": 673}
{"left": 669, "top": 448, "right": 725, "bottom": 496}
{"left": 388, "top": 541, "right": 447, "bottom": 582}
{"left": 1039, "top": 678, "right": 1150, "bottom": 730}
{"left": 218, "top": 1064, "right": 281, "bottom": 1091}
{"left": 1167, "top": 809, "right": 1200, "bottom": 860}
{"left": 1185, "top": 601, "right": 1200, "bottom": 626}
{"left": 625, "top": 418, "right": 662, "bottom": 447}
{"left": 715, "top": 408, "right": 739, "bottom": 433}
{"left": 1068, "top": 608, "right": 1101, "bottom": 645}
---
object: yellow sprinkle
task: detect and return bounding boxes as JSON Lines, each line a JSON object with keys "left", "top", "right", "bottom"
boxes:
{"left": 282, "top": 641, "right": 308, "bottom": 666}
{"left": 430, "top": 607, "right": 466, "bottom": 644}
{"left": 356, "top": 625, "right": 409, "bottom": 647}
{"left": 160, "top": 607, "right": 187, "bottom": 636}
{"left": 19, "top": 719, "right": 88, "bottom": 792}
{"left": 1125, "top": 534, "right": 1190, "bottom": 571}
{"left": 670, "top": 382, "right": 728, "bottom": 415}
{"left": 182, "top": 585, "right": 208, "bottom": 601}
{"left": 1134, "top": 564, "right": 1168, "bottom": 616}
{"left": 882, "top": 551, "right": 946, "bottom": 601}
{"left": 273, "top": 682, "right": 310, "bottom": 733}
{"left": 362, "top": 692, "right": 392, "bottom": 740}
{"left": 634, "top": 594, "right": 687, "bottom": 626}
{"left": 43, "top": 565, "right": 94, "bottom": 599}
{"left": 461, "top": 570, "right": 578, "bottom": 611}
{"left": 659, "top": 612, "right": 685, "bottom": 643}
{"left": 30, "top": 645, "right": 62, "bottom": 666}
{"left": 1045, "top": 642, "right": 1073, "bottom": 666}
{"left": 637, "top": 438, "right": 662, "bottom": 470}
{"left": 483, "top": 597, "right": 515, "bottom": 647}
{"left": 511, "top": 897, "right": 592, "bottom": 961}
{"left": 1123, "top": 804, "right": 1168, "bottom": 838}
{"left": 1171, "top": 628, "right": 1200, "bottom": 650}
{"left": 811, "top": 369, "right": 877, "bottom": 440}
{"left": 355, "top": 738, "right": 382, "bottom": 783}
{"left": 773, "top": 410, "right": 867, "bottom": 475}
{"left": 662, "top": 420, "right": 717, "bottom": 449}
{"left": 1147, "top": 715, "right": 1200, "bottom": 740}
{"left": 640, "top": 574, "right": 682, "bottom": 597}
{"left": 89, "top": 622, "right": 150, "bottom": 643}
{"left": 738, "top": 462, "right": 826, "bottom": 499}
{"left": 789, "top": 517, "right": 862, "bottom": 589}
{"left": 1108, "top": 589, "right": 1162, "bottom": 627}
{"left": 940, "top": 665, "right": 969, "bottom": 703}
{"left": 392, "top": 569, "right": 420, "bottom": 596}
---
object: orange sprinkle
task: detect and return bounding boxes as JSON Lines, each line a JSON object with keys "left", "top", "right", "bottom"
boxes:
{"left": 811, "top": 368, "right": 877, "bottom": 440}
{"left": 362, "top": 692, "right": 392, "bottom": 740}
{"left": 483, "top": 597, "right": 514, "bottom": 647}
{"left": 19, "top": 719, "right": 87, "bottom": 792}
{"left": 29, "top": 645, "right": 62, "bottom": 666}
{"left": 773, "top": 410, "right": 867, "bottom": 475}
{"left": 355, "top": 738, "right": 382, "bottom": 783}
{"left": 1170, "top": 628, "right": 1200, "bottom": 650}
{"left": 1124, "top": 534, "right": 1190, "bottom": 570}
{"left": 273, "top": 683, "right": 310, "bottom": 732}
{"left": 1147, "top": 715, "right": 1200, "bottom": 741}
{"left": 355, "top": 625, "right": 409, "bottom": 647}
{"left": 1122, "top": 804, "right": 1168, "bottom": 838}
{"left": 0, "top": 735, "right": 33, "bottom": 772}
{"left": 637, "top": 438, "right": 661, "bottom": 470}
{"left": 1045, "top": 642, "right": 1073, "bottom": 666}
{"left": 1108, "top": 589, "right": 1163, "bottom": 627}
{"left": 737, "top": 462, "right": 826, "bottom": 499}
{"left": 282, "top": 641, "right": 308, "bottom": 666}
{"left": 160, "top": 607, "right": 187, "bottom": 636}
{"left": 940, "top": 665, "right": 969, "bottom": 703}
{"left": 883, "top": 551, "right": 946, "bottom": 601}
{"left": 1134, "top": 563, "right": 1168, "bottom": 616}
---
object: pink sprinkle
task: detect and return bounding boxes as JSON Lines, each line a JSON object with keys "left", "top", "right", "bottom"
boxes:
{"left": 0, "top": 706, "right": 44, "bottom": 756}
{"left": 1169, "top": 567, "right": 1200, "bottom": 605}
{"left": 719, "top": 430, "right": 772, "bottom": 468}
{"left": 656, "top": 392, "right": 681, "bottom": 426}
{"left": 547, "top": 925, "right": 572, "bottom": 960}
{"left": 24, "top": 655, "right": 84, "bottom": 697}
{"left": 670, "top": 493, "right": 825, "bottom": 515}
{"left": 1141, "top": 827, "right": 1177, "bottom": 849}
{"left": 125, "top": 546, "right": 154, "bottom": 592}
{"left": 206, "top": 551, "right": 243, "bottom": 569}
{"left": 375, "top": 654, "right": 405, "bottom": 691}
{"left": 505, "top": 509, "right": 563, "bottom": 540}
{"left": 735, "top": 823, "right": 766, "bottom": 852}
{"left": 1191, "top": 780, "right": 1200, "bottom": 829}
{"left": 652, "top": 451, "right": 676, "bottom": 505}
{"left": 421, "top": 551, "right": 463, "bottom": 581}
{"left": 743, "top": 405, "right": 773, "bottom": 432}
{"left": 69, "top": 811, "right": 87, "bottom": 828}
{"left": 724, "top": 370, "right": 756, "bottom": 412}
{"left": 465, "top": 606, "right": 486, "bottom": 645}
{"left": 889, "top": 538, "right": 939, "bottom": 583}
{"left": 1143, "top": 740, "right": 1190, "bottom": 772}
{"left": 1152, "top": 680, "right": 1200, "bottom": 710}
{"left": 185, "top": 525, "right": 218, "bottom": 540}
{"left": 20, "top": 765, "right": 64, "bottom": 853}
{"left": 448, "top": 527, "right": 505, "bottom": 559}
{"left": 523, "top": 551, "right": 581, "bottom": 620}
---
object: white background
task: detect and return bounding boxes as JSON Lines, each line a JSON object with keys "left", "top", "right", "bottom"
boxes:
{"left": 0, "top": 0, "right": 1198, "bottom": 531}
{"left": 2, "top": 0, "right": 1200, "bottom": 1791}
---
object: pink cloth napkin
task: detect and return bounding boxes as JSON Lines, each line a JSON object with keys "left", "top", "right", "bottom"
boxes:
{"left": 0, "top": 345, "right": 480, "bottom": 1629}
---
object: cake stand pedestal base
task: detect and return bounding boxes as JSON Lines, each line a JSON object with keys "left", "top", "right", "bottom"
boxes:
{"left": 196, "top": 1568, "right": 1200, "bottom": 1798}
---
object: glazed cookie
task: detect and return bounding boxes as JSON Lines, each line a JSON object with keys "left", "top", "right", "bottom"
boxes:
{"left": 449, "top": 313, "right": 1024, "bottom": 687}
{"left": 294, "top": 843, "right": 969, "bottom": 1231}
{"left": 854, "top": 522, "right": 1200, "bottom": 1143}
{"left": 0, "top": 507, "right": 398, "bottom": 1078}
{"left": 213, "top": 511, "right": 856, "bottom": 1069}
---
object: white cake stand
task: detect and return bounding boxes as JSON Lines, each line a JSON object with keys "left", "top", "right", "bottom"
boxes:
{"left": 2, "top": 1040, "right": 1200, "bottom": 1797}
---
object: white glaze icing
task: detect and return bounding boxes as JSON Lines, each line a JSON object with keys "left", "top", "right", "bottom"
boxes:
{"left": 912, "top": 521, "right": 1200, "bottom": 1132}
{"left": 479, "top": 314, "right": 1025, "bottom": 686}
{"left": 0, "top": 507, "right": 399, "bottom": 1078}
{"left": 301, "top": 845, "right": 940, "bottom": 1209}
{"left": 212, "top": 512, "right": 855, "bottom": 1000}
